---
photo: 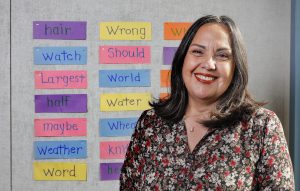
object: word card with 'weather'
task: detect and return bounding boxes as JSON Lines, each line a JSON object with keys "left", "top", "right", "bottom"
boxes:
{"left": 34, "top": 140, "right": 87, "bottom": 159}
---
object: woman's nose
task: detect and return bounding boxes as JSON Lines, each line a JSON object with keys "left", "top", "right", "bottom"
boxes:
{"left": 201, "top": 56, "right": 216, "bottom": 71}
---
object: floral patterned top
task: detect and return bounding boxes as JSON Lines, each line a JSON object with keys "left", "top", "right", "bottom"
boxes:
{"left": 120, "top": 108, "right": 295, "bottom": 190}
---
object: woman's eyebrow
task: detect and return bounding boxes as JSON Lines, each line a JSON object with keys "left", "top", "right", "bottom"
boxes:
{"left": 190, "top": 44, "right": 231, "bottom": 52}
{"left": 216, "top": 47, "right": 232, "bottom": 52}
{"left": 190, "top": 43, "right": 206, "bottom": 49}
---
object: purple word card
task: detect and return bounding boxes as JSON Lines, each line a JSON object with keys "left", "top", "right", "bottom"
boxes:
{"left": 163, "top": 47, "right": 177, "bottom": 65}
{"left": 33, "top": 21, "right": 86, "bottom": 40}
{"left": 35, "top": 94, "right": 87, "bottom": 113}
{"left": 100, "top": 163, "right": 123, "bottom": 181}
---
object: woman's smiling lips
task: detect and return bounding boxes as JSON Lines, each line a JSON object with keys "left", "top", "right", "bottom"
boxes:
{"left": 194, "top": 72, "right": 217, "bottom": 84}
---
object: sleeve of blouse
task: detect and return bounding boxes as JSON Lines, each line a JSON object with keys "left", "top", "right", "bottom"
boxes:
{"left": 256, "top": 111, "right": 295, "bottom": 190}
{"left": 119, "top": 110, "right": 148, "bottom": 190}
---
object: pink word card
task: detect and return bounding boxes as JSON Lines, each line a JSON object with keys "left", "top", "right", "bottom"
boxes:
{"left": 35, "top": 70, "right": 87, "bottom": 89}
{"left": 34, "top": 118, "right": 87, "bottom": 137}
{"left": 100, "top": 141, "right": 129, "bottom": 159}
{"left": 99, "top": 46, "right": 150, "bottom": 64}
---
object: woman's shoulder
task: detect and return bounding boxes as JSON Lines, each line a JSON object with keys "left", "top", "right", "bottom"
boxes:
{"left": 249, "top": 107, "right": 282, "bottom": 129}
{"left": 138, "top": 108, "right": 157, "bottom": 121}
{"left": 252, "top": 107, "right": 280, "bottom": 121}
{"left": 137, "top": 108, "right": 163, "bottom": 127}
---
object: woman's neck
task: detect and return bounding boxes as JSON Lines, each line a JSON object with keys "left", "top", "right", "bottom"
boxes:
{"left": 184, "top": 98, "right": 216, "bottom": 119}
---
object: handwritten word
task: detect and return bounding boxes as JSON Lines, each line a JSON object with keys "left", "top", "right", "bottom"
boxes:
{"left": 100, "top": 141, "right": 129, "bottom": 159}
{"left": 48, "top": 95, "right": 69, "bottom": 107}
{"left": 164, "top": 22, "right": 192, "bottom": 40}
{"left": 33, "top": 162, "right": 87, "bottom": 180}
{"left": 99, "top": 46, "right": 150, "bottom": 64}
{"left": 108, "top": 120, "right": 135, "bottom": 130}
{"left": 34, "top": 140, "right": 87, "bottom": 159}
{"left": 100, "top": 163, "right": 123, "bottom": 180}
{"left": 35, "top": 118, "right": 86, "bottom": 137}
{"left": 99, "top": 70, "right": 150, "bottom": 87}
{"left": 43, "top": 121, "right": 78, "bottom": 134}
{"left": 107, "top": 98, "right": 141, "bottom": 107}
{"left": 108, "top": 72, "right": 140, "bottom": 82}
{"left": 33, "top": 21, "right": 86, "bottom": 40}
{"left": 100, "top": 118, "right": 137, "bottom": 137}
{"left": 108, "top": 47, "right": 144, "bottom": 58}
{"left": 44, "top": 165, "right": 75, "bottom": 177}
{"left": 35, "top": 70, "right": 87, "bottom": 89}
{"left": 34, "top": 47, "right": 87, "bottom": 65}
{"left": 107, "top": 26, "right": 145, "bottom": 39}
{"left": 43, "top": 50, "right": 81, "bottom": 61}
{"left": 100, "top": 22, "right": 151, "bottom": 40}
{"left": 35, "top": 94, "right": 87, "bottom": 113}
{"left": 100, "top": 93, "right": 151, "bottom": 111}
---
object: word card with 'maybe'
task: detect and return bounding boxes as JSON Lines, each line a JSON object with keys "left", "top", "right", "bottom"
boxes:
{"left": 34, "top": 118, "right": 87, "bottom": 137}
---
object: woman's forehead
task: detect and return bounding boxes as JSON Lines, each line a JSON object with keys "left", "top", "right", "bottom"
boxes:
{"left": 191, "top": 23, "right": 232, "bottom": 49}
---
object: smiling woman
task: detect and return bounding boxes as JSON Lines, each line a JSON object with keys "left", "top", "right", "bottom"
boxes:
{"left": 120, "top": 15, "right": 295, "bottom": 190}
{"left": 182, "top": 23, "right": 234, "bottom": 108}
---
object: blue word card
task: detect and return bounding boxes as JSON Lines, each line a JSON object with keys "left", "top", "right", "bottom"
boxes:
{"left": 99, "top": 118, "right": 138, "bottom": 137}
{"left": 34, "top": 140, "right": 87, "bottom": 159}
{"left": 34, "top": 47, "right": 87, "bottom": 65}
{"left": 99, "top": 69, "right": 150, "bottom": 87}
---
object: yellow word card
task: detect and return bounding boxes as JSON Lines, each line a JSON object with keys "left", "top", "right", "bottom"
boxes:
{"left": 33, "top": 162, "right": 87, "bottom": 181}
{"left": 100, "top": 93, "right": 151, "bottom": 111}
{"left": 99, "top": 22, "right": 151, "bottom": 40}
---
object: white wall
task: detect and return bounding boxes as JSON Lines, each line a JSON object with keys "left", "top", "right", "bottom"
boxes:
{"left": 0, "top": 0, "right": 11, "bottom": 190}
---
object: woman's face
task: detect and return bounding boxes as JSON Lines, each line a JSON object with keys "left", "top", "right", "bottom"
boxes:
{"left": 182, "top": 23, "right": 234, "bottom": 105}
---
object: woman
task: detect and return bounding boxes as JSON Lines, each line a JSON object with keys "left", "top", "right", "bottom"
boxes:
{"left": 120, "top": 15, "right": 295, "bottom": 190}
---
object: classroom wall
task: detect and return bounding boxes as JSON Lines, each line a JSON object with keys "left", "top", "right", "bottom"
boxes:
{"left": 7, "top": 0, "right": 291, "bottom": 190}
{"left": 0, "top": 0, "right": 11, "bottom": 190}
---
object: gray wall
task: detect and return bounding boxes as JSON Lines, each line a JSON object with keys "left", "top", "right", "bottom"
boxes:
{"left": 4, "top": 0, "right": 292, "bottom": 190}
{"left": 0, "top": 0, "right": 11, "bottom": 190}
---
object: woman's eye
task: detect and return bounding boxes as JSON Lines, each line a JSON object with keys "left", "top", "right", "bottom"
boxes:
{"left": 191, "top": 50, "right": 203, "bottom": 56}
{"left": 216, "top": 53, "right": 230, "bottom": 60}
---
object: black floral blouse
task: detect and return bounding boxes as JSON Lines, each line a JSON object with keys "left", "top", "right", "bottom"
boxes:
{"left": 120, "top": 108, "right": 295, "bottom": 190}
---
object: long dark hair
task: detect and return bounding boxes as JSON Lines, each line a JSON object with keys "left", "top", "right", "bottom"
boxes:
{"left": 150, "top": 15, "right": 263, "bottom": 128}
